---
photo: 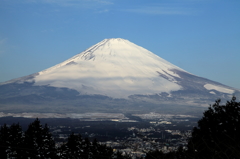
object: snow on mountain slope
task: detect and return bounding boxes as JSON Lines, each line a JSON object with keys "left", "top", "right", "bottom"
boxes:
{"left": 32, "top": 38, "right": 187, "bottom": 98}
{"left": 0, "top": 38, "right": 239, "bottom": 115}
{"left": 204, "top": 84, "right": 235, "bottom": 94}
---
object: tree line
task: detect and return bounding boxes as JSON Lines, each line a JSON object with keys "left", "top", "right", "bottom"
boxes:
{"left": 0, "top": 97, "right": 239, "bottom": 158}
{"left": 0, "top": 118, "right": 131, "bottom": 159}
{"left": 146, "top": 97, "right": 240, "bottom": 159}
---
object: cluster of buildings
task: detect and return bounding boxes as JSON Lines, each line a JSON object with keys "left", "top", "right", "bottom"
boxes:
{"left": 50, "top": 115, "right": 197, "bottom": 159}
{"left": 101, "top": 126, "right": 192, "bottom": 158}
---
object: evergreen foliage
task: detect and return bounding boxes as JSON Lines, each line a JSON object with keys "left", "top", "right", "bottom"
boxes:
{"left": 0, "top": 118, "right": 129, "bottom": 159}
{"left": 0, "top": 123, "right": 24, "bottom": 158}
{"left": 24, "top": 118, "right": 57, "bottom": 158}
{"left": 59, "top": 133, "right": 84, "bottom": 158}
{"left": 145, "top": 97, "right": 240, "bottom": 159}
{"left": 187, "top": 96, "right": 240, "bottom": 159}
{"left": 59, "top": 133, "right": 114, "bottom": 159}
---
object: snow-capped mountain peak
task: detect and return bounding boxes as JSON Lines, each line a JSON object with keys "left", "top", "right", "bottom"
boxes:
{"left": 0, "top": 38, "right": 239, "bottom": 115}
{"left": 39, "top": 38, "right": 184, "bottom": 74}
{"left": 34, "top": 38, "right": 188, "bottom": 98}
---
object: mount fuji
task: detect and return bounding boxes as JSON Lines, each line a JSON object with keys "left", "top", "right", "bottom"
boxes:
{"left": 0, "top": 38, "right": 239, "bottom": 115}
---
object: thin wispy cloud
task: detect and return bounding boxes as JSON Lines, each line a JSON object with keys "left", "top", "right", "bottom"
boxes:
{"left": 24, "top": 0, "right": 113, "bottom": 8}
{"left": 97, "top": 9, "right": 109, "bottom": 13}
{"left": 124, "top": 4, "right": 199, "bottom": 15}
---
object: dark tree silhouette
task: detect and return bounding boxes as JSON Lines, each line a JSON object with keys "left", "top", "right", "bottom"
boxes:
{"left": 59, "top": 133, "right": 84, "bottom": 158}
{"left": 0, "top": 124, "right": 11, "bottom": 158}
{"left": 93, "top": 141, "right": 113, "bottom": 159}
{"left": 82, "top": 137, "right": 91, "bottom": 158}
{"left": 0, "top": 123, "right": 24, "bottom": 158}
{"left": 59, "top": 133, "right": 115, "bottom": 159}
{"left": 187, "top": 97, "right": 240, "bottom": 159}
{"left": 0, "top": 118, "right": 130, "bottom": 159}
{"left": 24, "top": 118, "right": 57, "bottom": 158}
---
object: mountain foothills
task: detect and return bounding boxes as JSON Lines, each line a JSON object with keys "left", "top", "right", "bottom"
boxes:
{"left": 0, "top": 38, "right": 239, "bottom": 115}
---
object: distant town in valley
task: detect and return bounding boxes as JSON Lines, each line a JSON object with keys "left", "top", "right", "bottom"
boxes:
{"left": 0, "top": 112, "right": 199, "bottom": 158}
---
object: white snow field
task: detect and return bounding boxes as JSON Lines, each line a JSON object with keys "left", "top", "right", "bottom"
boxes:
{"left": 204, "top": 84, "right": 235, "bottom": 94}
{"left": 33, "top": 38, "right": 187, "bottom": 98}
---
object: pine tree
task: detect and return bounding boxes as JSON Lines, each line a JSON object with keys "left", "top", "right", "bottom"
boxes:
{"left": 59, "top": 133, "right": 83, "bottom": 158}
{"left": 24, "top": 118, "right": 57, "bottom": 158}
{"left": 0, "top": 123, "right": 25, "bottom": 158}
{"left": 95, "top": 141, "right": 113, "bottom": 159}
{"left": 91, "top": 138, "right": 100, "bottom": 158}
{"left": 82, "top": 137, "right": 91, "bottom": 158}
{"left": 59, "top": 134, "right": 116, "bottom": 159}
{"left": 0, "top": 124, "right": 10, "bottom": 158}
{"left": 8, "top": 123, "right": 25, "bottom": 158}
{"left": 90, "top": 138, "right": 113, "bottom": 159}
{"left": 187, "top": 97, "right": 240, "bottom": 159}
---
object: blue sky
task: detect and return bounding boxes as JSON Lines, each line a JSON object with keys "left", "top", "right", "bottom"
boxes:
{"left": 0, "top": 0, "right": 240, "bottom": 89}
